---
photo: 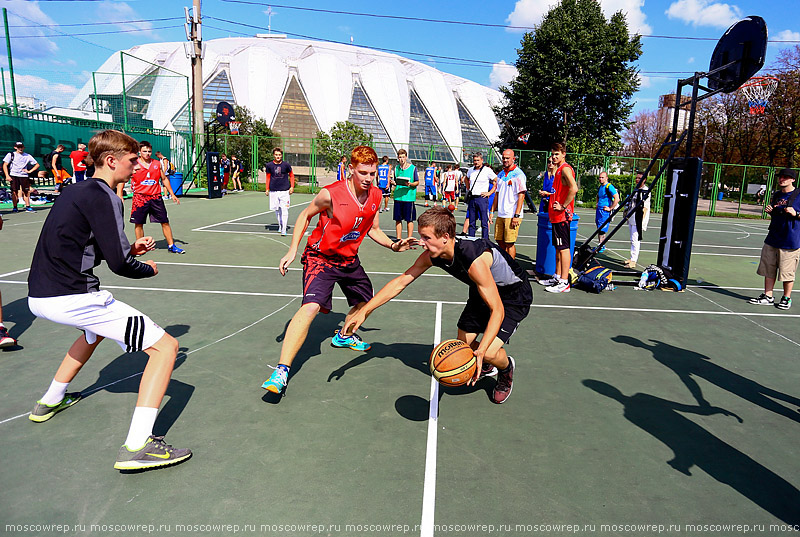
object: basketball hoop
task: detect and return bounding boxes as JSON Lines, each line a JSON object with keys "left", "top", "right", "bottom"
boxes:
{"left": 740, "top": 76, "right": 778, "bottom": 115}
{"left": 228, "top": 121, "right": 241, "bottom": 135}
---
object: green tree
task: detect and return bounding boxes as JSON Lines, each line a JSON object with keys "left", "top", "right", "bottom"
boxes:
{"left": 316, "top": 121, "right": 373, "bottom": 171}
{"left": 211, "top": 105, "right": 279, "bottom": 180}
{"left": 496, "top": 0, "right": 642, "bottom": 155}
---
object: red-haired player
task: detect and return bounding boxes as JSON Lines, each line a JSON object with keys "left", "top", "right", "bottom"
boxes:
{"left": 262, "top": 146, "right": 418, "bottom": 395}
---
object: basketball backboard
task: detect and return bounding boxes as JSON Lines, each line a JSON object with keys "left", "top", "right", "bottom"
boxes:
{"left": 708, "top": 16, "right": 768, "bottom": 93}
{"left": 215, "top": 101, "right": 235, "bottom": 126}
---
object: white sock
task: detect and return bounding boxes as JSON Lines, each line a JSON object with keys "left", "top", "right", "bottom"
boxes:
{"left": 40, "top": 380, "right": 69, "bottom": 406}
{"left": 124, "top": 407, "right": 159, "bottom": 450}
{"left": 0, "top": 322, "right": 5, "bottom": 328}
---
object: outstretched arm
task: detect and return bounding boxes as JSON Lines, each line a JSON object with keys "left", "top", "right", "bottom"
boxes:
{"left": 343, "top": 252, "right": 432, "bottom": 334}
{"left": 278, "top": 189, "right": 332, "bottom": 275}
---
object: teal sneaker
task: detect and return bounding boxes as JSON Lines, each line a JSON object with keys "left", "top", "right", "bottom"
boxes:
{"left": 29, "top": 392, "right": 82, "bottom": 423}
{"left": 331, "top": 330, "right": 371, "bottom": 351}
{"left": 262, "top": 367, "right": 288, "bottom": 394}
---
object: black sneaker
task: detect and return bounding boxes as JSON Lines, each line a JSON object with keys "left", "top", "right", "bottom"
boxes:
{"left": 478, "top": 362, "right": 498, "bottom": 380}
{"left": 0, "top": 326, "right": 16, "bottom": 348}
{"left": 114, "top": 435, "right": 192, "bottom": 470}
{"left": 492, "top": 356, "right": 515, "bottom": 404}
{"left": 776, "top": 296, "right": 792, "bottom": 310}
{"left": 748, "top": 293, "right": 774, "bottom": 306}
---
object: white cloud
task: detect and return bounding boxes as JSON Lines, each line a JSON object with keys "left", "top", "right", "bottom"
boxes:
{"left": 771, "top": 29, "right": 800, "bottom": 47}
{"left": 2, "top": 72, "right": 78, "bottom": 107}
{"left": 506, "top": 0, "right": 651, "bottom": 34}
{"left": 665, "top": 0, "right": 742, "bottom": 29}
{"left": 1, "top": 0, "right": 59, "bottom": 60}
{"left": 489, "top": 61, "right": 518, "bottom": 90}
{"left": 688, "top": 57, "right": 695, "bottom": 64}
{"left": 95, "top": 1, "right": 158, "bottom": 37}
{"left": 637, "top": 73, "right": 652, "bottom": 88}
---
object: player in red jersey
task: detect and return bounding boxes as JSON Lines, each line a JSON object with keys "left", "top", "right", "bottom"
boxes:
{"left": 262, "top": 146, "right": 418, "bottom": 395}
{"left": 124, "top": 141, "right": 184, "bottom": 254}
{"left": 539, "top": 142, "right": 577, "bottom": 293}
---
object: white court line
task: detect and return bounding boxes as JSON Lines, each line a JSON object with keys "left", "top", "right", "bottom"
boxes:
{"left": 688, "top": 288, "right": 800, "bottom": 348}
{"left": 192, "top": 202, "right": 307, "bottom": 231}
{"left": 421, "top": 302, "right": 442, "bottom": 537}
{"left": 3, "top": 220, "right": 45, "bottom": 226}
{"left": 0, "top": 298, "right": 300, "bottom": 426}
{"left": 3, "top": 279, "right": 798, "bottom": 317}
{"left": 153, "top": 261, "right": 453, "bottom": 278}
{"left": 0, "top": 268, "right": 29, "bottom": 278}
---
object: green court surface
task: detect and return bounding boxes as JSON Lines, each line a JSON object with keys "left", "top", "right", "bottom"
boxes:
{"left": 1, "top": 192, "right": 798, "bottom": 537}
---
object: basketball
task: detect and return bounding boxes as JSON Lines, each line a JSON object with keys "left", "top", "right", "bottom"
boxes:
{"left": 430, "top": 339, "right": 476, "bottom": 386}
{"left": 447, "top": 204, "right": 456, "bottom": 212}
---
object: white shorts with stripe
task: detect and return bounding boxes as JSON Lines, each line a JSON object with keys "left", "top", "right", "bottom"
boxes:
{"left": 28, "top": 290, "right": 165, "bottom": 352}
{"left": 269, "top": 190, "right": 290, "bottom": 212}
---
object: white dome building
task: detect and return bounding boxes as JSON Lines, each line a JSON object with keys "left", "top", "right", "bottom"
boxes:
{"left": 71, "top": 35, "right": 503, "bottom": 164}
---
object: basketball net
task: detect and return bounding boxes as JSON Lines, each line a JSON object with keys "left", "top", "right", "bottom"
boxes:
{"left": 228, "top": 121, "right": 241, "bottom": 135}
{"left": 740, "top": 76, "right": 778, "bottom": 116}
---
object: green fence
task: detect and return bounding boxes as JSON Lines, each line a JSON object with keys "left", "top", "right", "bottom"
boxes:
{"left": 0, "top": 107, "right": 191, "bottom": 188}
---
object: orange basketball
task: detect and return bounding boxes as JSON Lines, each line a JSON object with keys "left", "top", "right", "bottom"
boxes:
{"left": 430, "top": 339, "right": 476, "bottom": 386}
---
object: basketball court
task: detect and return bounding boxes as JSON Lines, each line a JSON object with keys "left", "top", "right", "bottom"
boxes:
{"left": 1, "top": 191, "right": 799, "bottom": 536}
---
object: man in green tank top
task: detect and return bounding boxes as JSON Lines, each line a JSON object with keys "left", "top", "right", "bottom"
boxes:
{"left": 390, "top": 148, "right": 420, "bottom": 239}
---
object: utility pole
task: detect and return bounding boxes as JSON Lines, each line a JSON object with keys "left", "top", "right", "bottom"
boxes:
{"left": 185, "top": 1, "right": 204, "bottom": 143}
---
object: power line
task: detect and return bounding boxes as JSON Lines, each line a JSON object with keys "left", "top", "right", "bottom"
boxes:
{"left": 205, "top": 17, "right": 698, "bottom": 75}
{"left": 11, "top": 24, "right": 183, "bottom": 38}
{"left": 7, "top": 17, "right": 183, "bottom": 28}
{"left": 5, "top": 9, "right": 116, "bottom": 52}
{"left": 217, "top": 1, "right": 800, "bottom": 43}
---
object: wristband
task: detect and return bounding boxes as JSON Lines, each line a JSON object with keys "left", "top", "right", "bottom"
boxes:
{"left": 513, "top": 213, "right": 521, "bottom": 218}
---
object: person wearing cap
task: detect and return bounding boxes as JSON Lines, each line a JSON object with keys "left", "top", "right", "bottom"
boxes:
{"left": 3, "top": 142, "right": 39, "bottom": 212}
{"left": 70, "top": 143, "right": 89, "bottom": 183}
{"left": 749, "top": 168, "right": 800, "bottom": 310}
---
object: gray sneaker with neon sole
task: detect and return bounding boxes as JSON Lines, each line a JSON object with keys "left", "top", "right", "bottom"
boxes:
{"left": 114, "top": 435, "right": 192, "bottom": 470}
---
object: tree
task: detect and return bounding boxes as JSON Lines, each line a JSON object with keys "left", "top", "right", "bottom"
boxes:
{"left": 622, "top": 109, "right": 661, "bottom": 158}
{"left": 315, "top": 121, "right": 373, "bottom": 171}
{"left": 496, "top": 0, "right": 642, "bottom": 155}
{"left": 211, "top": 105, "right": 278, "bottom": 178}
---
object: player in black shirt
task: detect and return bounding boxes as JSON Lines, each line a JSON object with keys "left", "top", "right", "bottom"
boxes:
{"left": 26, "top": 130, "right": 191, "bottom": 471}
{"left": 345, "top": 206, "right": 531, "bottom": 403}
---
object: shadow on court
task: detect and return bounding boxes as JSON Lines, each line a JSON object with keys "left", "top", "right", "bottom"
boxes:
{"left": 78, "top": 324, "right": 194, "bottom": 437}
{"left": 689, "top": 281, "right": 753, "bottom": 302}
{"left": 613, "top": 335, "right": 800, "bottom": 424}
{"left": 0, "top": 296, "right": 37, "bottom": 349}
{"left": 583, "top": 379, "right": 800, "bottom": 525}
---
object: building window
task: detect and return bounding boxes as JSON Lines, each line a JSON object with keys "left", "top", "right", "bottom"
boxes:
{"left": 408, "top": 89, "right": 455, "bottom": 163}
{"left": 348, "top": 81, "right": 394, "bottom": 154}
{"left": 272, "top": 76, "right": 319, "bottom": 160}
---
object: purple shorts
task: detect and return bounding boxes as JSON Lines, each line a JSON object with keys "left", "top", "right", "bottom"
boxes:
{"left": 130, "top": 195, "right": 169, "bottom": 225}
{"left": 301, "top": 250, "right": 373, "bottom": 314}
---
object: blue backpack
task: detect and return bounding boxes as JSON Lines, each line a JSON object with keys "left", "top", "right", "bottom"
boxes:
{"left": 571, "top": 264, "right": 614, "bottom": 293}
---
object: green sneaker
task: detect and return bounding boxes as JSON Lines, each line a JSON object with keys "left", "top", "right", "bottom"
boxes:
{"left": 331, "top": 330, "right": 371, "bottom": 351}
{"left": 262, "top": 367, "right": 288, "bottom": 394}
{"left": 114, "top": 435, "right": 192, "bottom": 471}
{"left": 29, "top": 392, "right": 82, "bottom": 423}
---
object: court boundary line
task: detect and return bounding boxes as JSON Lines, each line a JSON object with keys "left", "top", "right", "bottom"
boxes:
{"left": 191, "top": 202, "right": 308, "bottom": 232}
{"left": 0, "top": 298, "right": 299, "bottom": 427}
{"left": 2, "top": 279, "right": 798, "bottom": 318}
{"left": 421, "top": 302, "right": 441, "bottom": 537}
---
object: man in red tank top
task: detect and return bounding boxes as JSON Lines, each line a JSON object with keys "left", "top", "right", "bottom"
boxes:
{"left": 125, "top": 141, "right": 184, "bottom": 254}
{"left": 262, "top": 146, "right": 418, "bottom": 395}
{"left": 540, "top": 142, "right": 577, "bottom": 293}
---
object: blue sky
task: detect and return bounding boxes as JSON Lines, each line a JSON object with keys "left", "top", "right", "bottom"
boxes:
{"left": 1, "top": 0, "right": 797, "bottom": 121}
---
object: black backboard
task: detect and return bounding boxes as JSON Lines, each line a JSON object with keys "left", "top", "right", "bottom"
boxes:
{"left": 215, "top": 101, "right": 235, "bottom": 126}
{"left": 708, "top": 16, "right": 768, "bottom": 93}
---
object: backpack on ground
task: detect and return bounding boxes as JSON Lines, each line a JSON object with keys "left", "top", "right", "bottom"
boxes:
{"left": 163, "top": 157, "right": 176, "bottom": 176}
{"left": 569, "top": 263, "right": 614, "bottom": 293}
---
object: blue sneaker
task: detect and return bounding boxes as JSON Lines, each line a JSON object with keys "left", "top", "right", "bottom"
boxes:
{"left": 262, "top": 367, "right": 288, "bottom": 394}
{"left": 598, "top": 246, "right": 606, "bottom": 253}
{"left": 331, "top": 330, "right": 371, "bottom": 351}
{"left": 167, "top": 244, "right": 185, "bottom": 254}
{"left": 25, "top": 207, "right": 34, "bottom": 212}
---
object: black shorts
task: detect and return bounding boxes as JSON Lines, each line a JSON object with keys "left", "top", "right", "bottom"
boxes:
{"left": 457, "top": 285, "right": 532, "bottom": 343}
{"left": 551, "top": 221, "right": 570, "bottom": 251}
{"left": 130, "top": 195, "right": 169, "bottom": 225}
{"left": 382, "top": 187, "right": 391, "bottom": 198}
{"left": 10, "top": 176, "right": 30, "bottom": 193}
{"left": 301, "top": 250, "right": 373, "bottom": 314}
{"left": 393, "top": 200, "right": 416, "bottom": 223}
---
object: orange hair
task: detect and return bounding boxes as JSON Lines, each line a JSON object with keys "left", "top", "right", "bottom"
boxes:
{"left": 350, "top": 145, "right": 378, "bottom": 166}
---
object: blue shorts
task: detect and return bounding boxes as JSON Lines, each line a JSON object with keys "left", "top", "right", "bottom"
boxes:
{"left": 425, "top": 184, "right": 436, "bottom": 197}
{"left": 595, "top": 208, "right": 612, "bottom": 233}
{"left": 393, "top": 200, "right": 416, "bottom": 223}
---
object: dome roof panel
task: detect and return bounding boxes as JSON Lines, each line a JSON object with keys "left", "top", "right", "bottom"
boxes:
{"left": 412, "top": 70, "right": 462, "bottom": 150}
{"left": 360, "top": 60, "right": 409, "bottom": 148}
{"left": 297, "top": 52, "right": 351, "bottom": 133}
